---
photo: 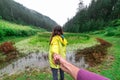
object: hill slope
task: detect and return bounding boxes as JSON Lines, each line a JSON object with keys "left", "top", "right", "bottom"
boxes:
{"left": 63, "top": 0, "right": 120, "bottom": 32}
{"left": 0, "top": 0, "right": 57, "bottom": 31}
{"left": 0, "top": 19, "right": 46, "bottom": 40}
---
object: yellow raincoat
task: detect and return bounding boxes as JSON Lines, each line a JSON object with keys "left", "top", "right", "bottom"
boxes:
{"left": 49, "top": 35, "right": 67, "bottom": 69}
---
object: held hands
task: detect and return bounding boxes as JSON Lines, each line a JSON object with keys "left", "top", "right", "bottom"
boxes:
{"left": 53, "top": 53, "right": 61, "bottom": 65}
{"left": 53, "top": 54, "right": 109, "bottom": 80}
{"left": 53, "top": 54, "right": 70, "bottom": 73}
{"left": 53, "top": 54, "right": 80, "bottom": 80}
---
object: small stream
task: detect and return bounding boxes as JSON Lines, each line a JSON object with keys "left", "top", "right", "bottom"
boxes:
{"left": 0, "top": 51, "right": 89, "bottom": 77}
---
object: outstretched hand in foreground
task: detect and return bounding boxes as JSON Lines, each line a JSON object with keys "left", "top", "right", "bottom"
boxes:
{"left": 53, "top": 54, "right": 110, "bottom": 80}
{"left": 53, "top": 53, "right": 79, "bottom": 80}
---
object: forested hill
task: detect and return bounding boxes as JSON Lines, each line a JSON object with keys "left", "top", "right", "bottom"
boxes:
{"left": 63, "top": 0, "right": 120, "bottom": 33}
{"left": 0, "top": 0, "right": 57, "bottom": 31}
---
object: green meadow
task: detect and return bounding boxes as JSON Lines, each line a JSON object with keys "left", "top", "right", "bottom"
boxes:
{"left": 0, "top": 19, "right": 46, "bottom": 40}
{"left": 0, "top": 20, "right": 120, "bottom": 80}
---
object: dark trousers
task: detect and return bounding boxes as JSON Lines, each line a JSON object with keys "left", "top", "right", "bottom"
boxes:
{"left": 51, "top": 68, "right": 64, "bottom": 80}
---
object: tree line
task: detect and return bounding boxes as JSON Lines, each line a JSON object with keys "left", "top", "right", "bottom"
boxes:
{"left": 0, "top": 0, "right": 57, "bottom": 31}
{"left": 63, "top": 0, "right": 120, "bottom": 33}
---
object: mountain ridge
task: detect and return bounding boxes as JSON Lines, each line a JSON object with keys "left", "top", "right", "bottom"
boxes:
{"left": 0, "top": 0, "right": 57, "bottom": 31}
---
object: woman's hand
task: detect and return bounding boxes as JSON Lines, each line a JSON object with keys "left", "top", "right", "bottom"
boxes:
{"left": 53, "top": 53, "right": 61, "bottom": 65}
{"left": 53, "top": 54, "right": 79, "bottom": 80}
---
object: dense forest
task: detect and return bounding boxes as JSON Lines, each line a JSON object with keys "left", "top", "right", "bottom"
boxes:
{"left": 0, "top": 0, "right": 57, "bottom": 31}
{"left": 63, "top": 0, "right": 120, "bottom": 32}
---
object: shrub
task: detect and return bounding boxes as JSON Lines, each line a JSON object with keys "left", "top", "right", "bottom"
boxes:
{"left": 0, "top": 42, "right": 16, "bottom": 54}
{"left": 104, "top": 27, "right": 116, "bottom": 36}
{"left": 0, "top": 20, "right": 43, "bottom": 38}
{"left": 4, "top": 28, "right": 16, "bottom": 36}
{"left": 0, "top": 16, "right": 2, "bottom": 19}
{"left": 0, "top": 41, "right": 18, "bottom": 61}
{"left": 0, "top": 29, "right": 5, "bottom": 40}
{"left": 110, "top": 19, "right": 120, "bottom": 26}
{"left": 115, "top": 27, "right": 120, "bottom": 37}
{"left": 115, "top": 32, "right": 120, "bottom": 37}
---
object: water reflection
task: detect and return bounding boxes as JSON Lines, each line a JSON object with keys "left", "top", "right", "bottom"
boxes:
{"left": 0, "top": 51, "right": 89, "bottom": 77}
{"left": 66, "top": 51, "right": 89, "bottom": 68}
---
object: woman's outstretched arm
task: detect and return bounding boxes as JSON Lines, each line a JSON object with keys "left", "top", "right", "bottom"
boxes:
{"left": 53, "top": 54, "right": 110, "bottom": 80}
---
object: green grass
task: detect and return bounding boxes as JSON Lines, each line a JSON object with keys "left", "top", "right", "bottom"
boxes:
{"left": 3, "top": 68, "right": 72, "bottom": 80}
{"left": 15, "top": 33, "right": 50, "bottom": 54}
{"left": 0, "top": 19, "right": 46, "bottom": 69}
{"left": 0, "top": 19, "right": 46, "bottom": 40}
{"left": 15, "top": 32, "right": 97, "bottom": 54}
{"left": 1, "top": 32, "right": 99, "bottom": 80}
{"left": 99, "top": 36, "right": 120, "bottom": 80}
{"left": 0, "top": 36, "right": 29, "bottom": 43}
{"left": 88, "top": 30, "right": 120, "bottom": 80}
{"left": 0, "top": 19, "right": 46, "bottom": 53}
{"left": 65, "top": 33, "right": 91, "bottom": 44}
{"left": 1, "top": 32, "right": 95, "bottom": 80}
{"left": 1, "top": 26, "right": 120, "bottom": 80}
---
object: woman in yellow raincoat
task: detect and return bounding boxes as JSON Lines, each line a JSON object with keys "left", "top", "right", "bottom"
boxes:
{"left": 49, "top": 25, "right": 67, "bottom": 80}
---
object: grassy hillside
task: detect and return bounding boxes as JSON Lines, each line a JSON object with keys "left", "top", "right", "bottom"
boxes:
{"left": 0, "top": 19, "right": 46, "bottom": 40}
{"left": 64, "top": 0, "right": 120, "bottom": 33}
{"left": 0, "top": 0, "right": 57, "bottom": 31}
{"left": 0, "top": 19, "right": 47, "bottom": 69}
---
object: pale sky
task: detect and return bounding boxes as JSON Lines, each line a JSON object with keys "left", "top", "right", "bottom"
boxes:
{"left": 14, "top": 0, "right": 91, "bottom": 26}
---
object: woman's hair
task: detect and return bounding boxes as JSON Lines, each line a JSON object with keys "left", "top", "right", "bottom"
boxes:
{"left": 49, "top": 25, "right": 63, "bottom": 44}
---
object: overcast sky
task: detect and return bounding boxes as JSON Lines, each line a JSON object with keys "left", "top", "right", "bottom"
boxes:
{"left": 14, "top": 0, "right": 91, "bottom": 26}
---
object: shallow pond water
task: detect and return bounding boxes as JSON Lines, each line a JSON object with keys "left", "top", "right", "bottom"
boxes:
{"left": 0, "top": 51, "right": 89, "bottom": 77}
